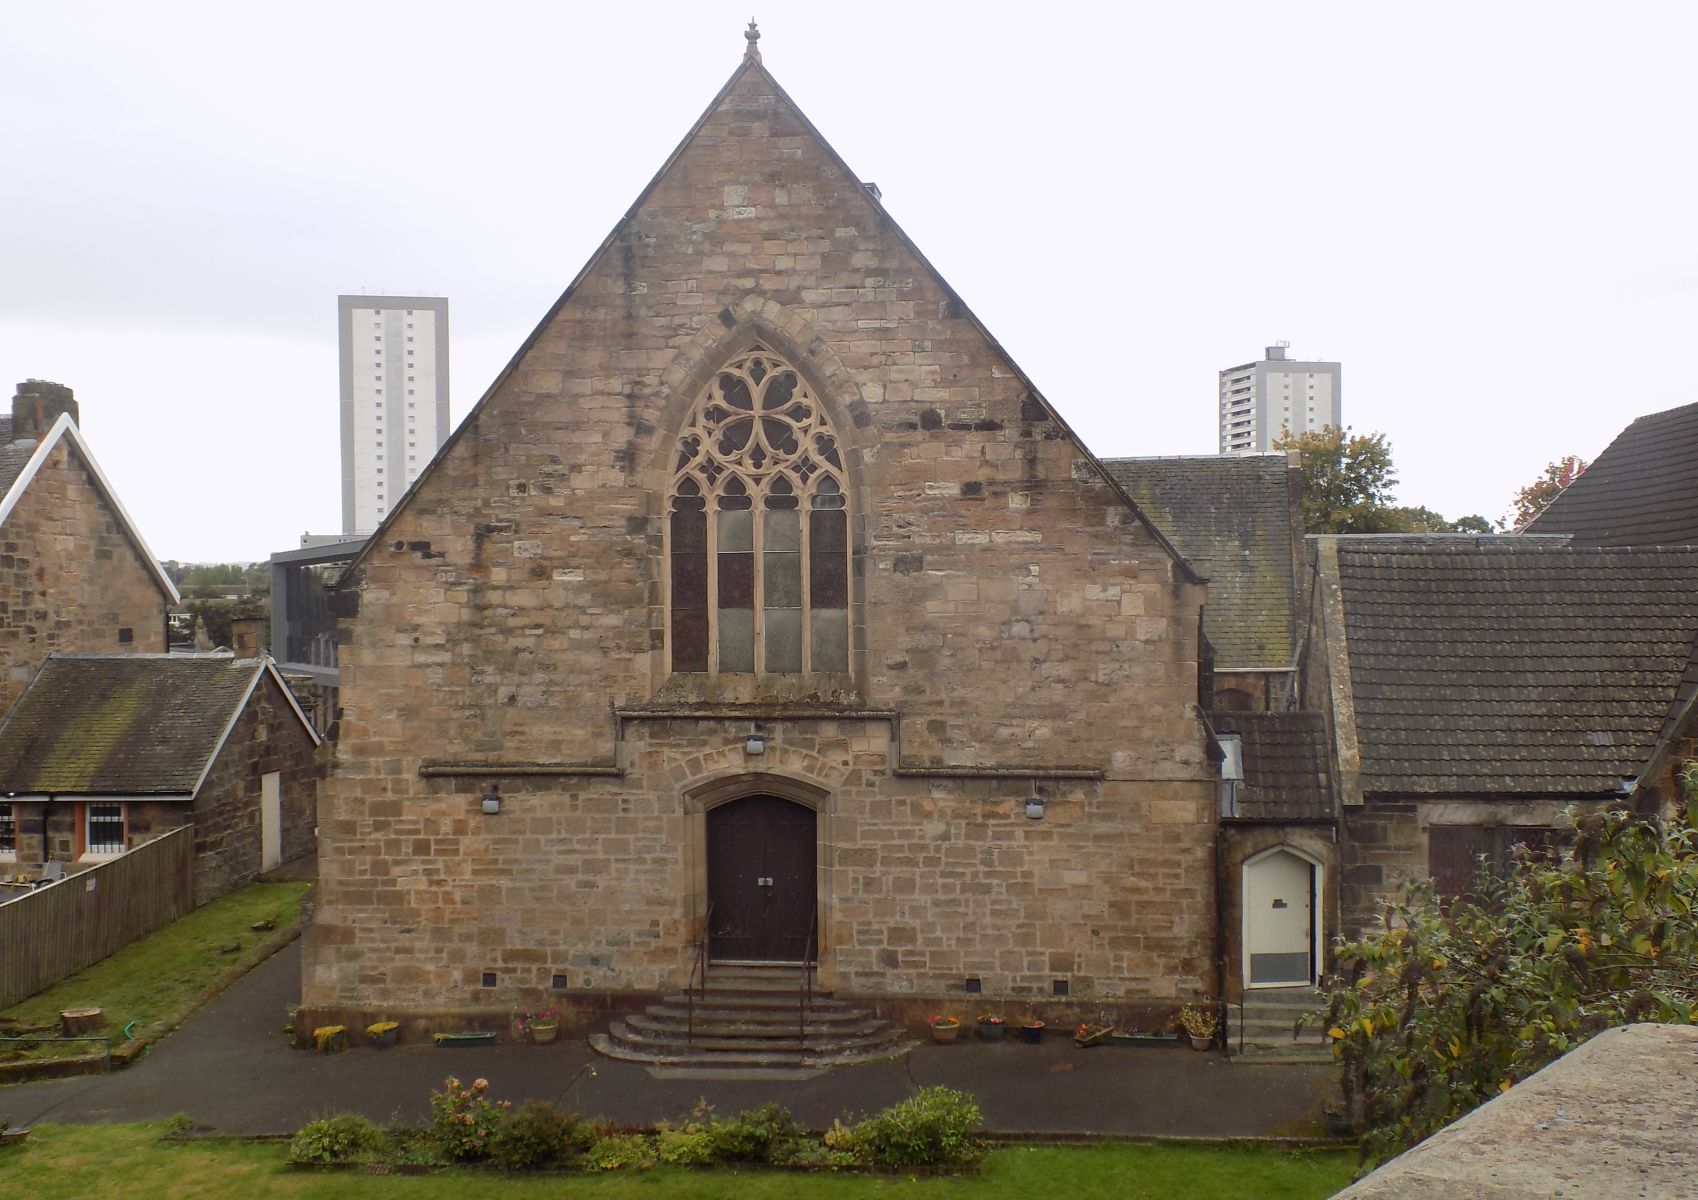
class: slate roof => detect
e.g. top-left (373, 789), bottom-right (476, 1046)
top-left (1211, 711), bottom-right (1333, 820)
top-left (0, 655), bottom-right (277, 795)
top-left (1104, 456), bottom-right (1297, 668)
top-left (1527, 401), bottom-right (1698, 547)
top-left (1332, 537), bottom-right (1698, 796)
top-left (0, 417), bottom-right (39, 499)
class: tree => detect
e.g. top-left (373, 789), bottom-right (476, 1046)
top-left (1317, 778), bottom-right (1698, 1167)
top-left (1274, 427), bottom-right (1491, 534)
top-left (1385, 506), bottom-right (1495, 535)
top-left (1509, 455), bottom-right (1588, 530)
top-left (1274, 427), bottom-right (1400, 533)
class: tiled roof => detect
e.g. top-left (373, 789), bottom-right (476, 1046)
top-left (1212, 711), bottom-right (1333, 820)
top-left (1104, 456), bottom-right (1296, 668)
top-left (1333, 537), bottom-right (1698, 796)
top-left (0, 417), bottom-right (38, 499)
top-left (0, 655), bottom-right (265, 795)
top-left (1528, 401), bottom-right (1698, 546)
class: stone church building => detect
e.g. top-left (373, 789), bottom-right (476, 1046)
top-left (300, 34), bottom-right (1222, 1041)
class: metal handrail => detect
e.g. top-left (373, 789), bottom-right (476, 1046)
top-left (799, 898), bottom-right (818, 1045)
top-left (686, 902), bottom-right (713, 1044)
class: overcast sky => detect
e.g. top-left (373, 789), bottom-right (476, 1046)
top-left (3, 2), bottom-right (1694, 562)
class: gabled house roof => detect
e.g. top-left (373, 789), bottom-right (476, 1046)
top-left (1210, 711), bottom-right (1333, 820)
top-left (0, 412), bottom-right (180, 605)
top-left (1104, 455), bottom-right (1297, 668)
top-left (1527, 400), bottom-right (1698, 547)
top-left (1320, 535), bottom-right (1698, 798)
top-left (339, 43), bottom-right (1200, 589)
top-left (0, 654), bottom-right (319, 797)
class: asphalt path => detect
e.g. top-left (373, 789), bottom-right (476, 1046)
top-left (1, 939), bottom-right (1336, 1139)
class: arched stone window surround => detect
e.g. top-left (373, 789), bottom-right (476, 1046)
top-left (656, 312), bottom-right (865, 680)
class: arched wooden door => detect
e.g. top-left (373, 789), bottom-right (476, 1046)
top-left (707, 794), bottom-right (817, 962)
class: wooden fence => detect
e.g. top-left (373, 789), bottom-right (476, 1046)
top-left (0, 827), bottom-right (196, 1009)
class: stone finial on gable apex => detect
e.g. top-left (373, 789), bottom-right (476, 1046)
top-left (743, 18), bottom-right (761, 64)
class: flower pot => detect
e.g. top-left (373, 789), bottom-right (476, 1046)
top-left (1020, 1022), bottom-right (1045, 1045)
top-left (320, 1031), bottom-right (348, 1054)
top-left (1188, 1033), bottom-right (1214, 1051)
top-left (929, 1021), bottom-right (960, 1044)
top-left (368, 1029), bottom-right (398, 1049)
top-left (529, 1022), bottom-right (560, 1045)
top-left (977, 1019), bottom-right (1005, 1041)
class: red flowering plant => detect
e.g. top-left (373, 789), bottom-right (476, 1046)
top-left (975, 1014), bottom-right (1004, 1025)
top-left (429, 1075), bottom-right (511, 1161)
top-left (513, 1009), bottom-right (560, 1035)
top-left (927, 1013), bottom-right (960, 1027)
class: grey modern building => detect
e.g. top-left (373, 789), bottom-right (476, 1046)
top-left (338, 295), bottom-right (450, 534)
top-left (1218, 342), bottom-right (1341, 454)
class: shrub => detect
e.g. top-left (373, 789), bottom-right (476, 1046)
top-left (428, 1076), bottom-right (511, 1161)
top-left (783, 1141), bottom-right (860, 1170)
top-left (704, 1101), bottom-right (800, 1163)
top-left (490, 1101), bottom-right (579, 1171)
top-left (288, 1114), bottom-right (388, 1165)
top-left (655, 1127), bottom-right (718, 1166)
top-left (1321, 784), bottom-right (1698, 1166)
top-left (852, 1087), bottom-right (984, 1167)
top-left (584, 1132), bottom-right (656, 1171)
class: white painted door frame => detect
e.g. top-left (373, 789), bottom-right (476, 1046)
top-left (1241, 844), bottom-right (1323, 989)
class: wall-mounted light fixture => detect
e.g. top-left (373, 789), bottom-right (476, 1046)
top-left (481, 784), bottom-right (502, 815)
top-left (745, 734), bottom-right (766, 756)
top-left (1024, 782), bottom-right (1045, 821)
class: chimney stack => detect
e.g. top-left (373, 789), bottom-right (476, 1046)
top-left (13, 380), bottom-right (79, 441)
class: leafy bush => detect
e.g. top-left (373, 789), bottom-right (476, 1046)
top-left (428, 1076), bottom-right (511, 1161)
top-left (704, 1101), bottom-right (800, 1163)
top-left (288, 1114), bottom-right (388, 1165)
top-left (1321, 786), bottom-right (1698, 1165)
top-left (490, 1101), bottom-right (580, 1171)
top-left (655, 1127), bottom-right (718, 1166)
top-left (783, 1141), bottom-right (861, 1170)
top-left (584, 1132), bottom-right (657, 1171)
top-left (852, 1086), bottom-right (984, 1167)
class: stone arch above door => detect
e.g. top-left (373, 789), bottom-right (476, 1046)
top-left (676, 760), bottom-right (841, 980)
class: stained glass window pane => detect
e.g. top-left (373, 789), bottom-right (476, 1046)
top-left (809, 510), bottom-right (848, 607)
top-left (765, 608), bottom-right (802, 672)
top-left (718, 607), bottom-right (754, 673)
top-left (811, 607), bottom-right (849, 672)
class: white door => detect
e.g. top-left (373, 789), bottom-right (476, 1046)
top-left (260, 772), bottom-right (282, 872)
top-left (1244, 849), bottom-right (1315, 987)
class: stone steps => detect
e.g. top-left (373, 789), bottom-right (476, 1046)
top-left (594, 963), bottom-right (914, 1069)
top-left (1230, 988), bottom-right (1333, 1063)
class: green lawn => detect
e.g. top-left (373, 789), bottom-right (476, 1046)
top-left (0, 1125), bottom-right (1353, 1199)
top-left (1, 882), bottom-right (309, 1052)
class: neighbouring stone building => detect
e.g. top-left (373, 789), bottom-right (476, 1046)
top-left (0, 380), bottom-right (178, 711)
top-left (0, 653), bottom-right (321, 903)
top-left (301, 34), bottom-right (1220, 1039)
top-left (1300, 534), bottom-right (1698, 936)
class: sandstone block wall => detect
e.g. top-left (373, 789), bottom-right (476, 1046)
top-left (0, 437), bottom-right (167, 710)
top-left (191, 673), bottom-right (321, 904)
top-left (304, 62), bottom-right (1216, 1024)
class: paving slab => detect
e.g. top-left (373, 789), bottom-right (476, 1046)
top-left (0, 939), bottom-right (1336, 1139)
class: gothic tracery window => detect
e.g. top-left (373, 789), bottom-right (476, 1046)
top-left (669, 346), bottom-right (849, 675)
